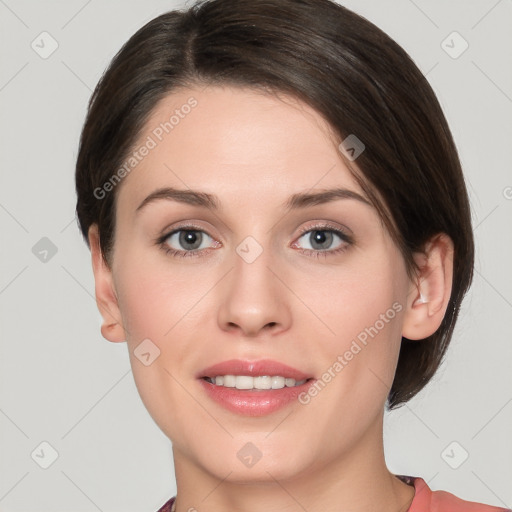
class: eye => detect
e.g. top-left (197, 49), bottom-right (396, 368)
top-left (293, 223), bottom-right (353, 258)
top-left (157, 225), bottom-right (218, 258)
top-left (156, 222), bottom-right (353, 260)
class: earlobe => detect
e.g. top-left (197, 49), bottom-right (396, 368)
top-left (88, 224), bottom-right (126, 343)
top-left (402, 233), bottom-right (454, 340)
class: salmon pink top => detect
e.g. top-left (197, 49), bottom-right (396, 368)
top-left (156, 475), bottom-right (511, 512)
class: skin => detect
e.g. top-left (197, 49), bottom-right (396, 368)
top-left (89, 85), bottom-right (454, 512)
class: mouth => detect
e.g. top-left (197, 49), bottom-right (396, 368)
top-left (197, 359), bottom-right (316, 416)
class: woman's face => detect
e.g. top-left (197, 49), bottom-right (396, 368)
top-left (103, 85), bottom-right (415, 481)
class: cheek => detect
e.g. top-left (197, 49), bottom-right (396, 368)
top-left (296, 250), bottom-right (407, 410)
top-left (111, 255), bottom-right (201, 423)
top-left (304, 251), bottom-right (406, 353)
top-left (115, 252), bottom-right (201, 344)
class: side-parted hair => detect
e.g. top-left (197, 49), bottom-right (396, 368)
top-left (75, 0), bottom-right (474, 409)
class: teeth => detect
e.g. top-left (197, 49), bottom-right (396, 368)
top-left (271, 376), bottom-right (285, 389)
top-left (206, 375), bottom-right (307, 390)
top-left (222, 375), bottom-right (235, 387)
top-left (236, 376), bottom-right (254, 390)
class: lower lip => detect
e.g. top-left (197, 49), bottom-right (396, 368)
top-left (198, 378), bottom-right (315, 416)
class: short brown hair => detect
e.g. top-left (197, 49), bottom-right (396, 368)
top-left (75, 0), bottom-right (474, 409)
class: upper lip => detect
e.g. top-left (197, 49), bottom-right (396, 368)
top-left (198, 359), bottom-right (313, 380)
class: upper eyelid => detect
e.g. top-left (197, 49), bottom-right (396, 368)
top-left (297, 221), bottom-right (352, 236)
top-left (161, 222), bottom-right (349, 235)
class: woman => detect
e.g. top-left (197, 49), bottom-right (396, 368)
top-left (74, 0), bottom-right (509, 510)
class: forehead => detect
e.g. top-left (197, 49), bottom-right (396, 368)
top-left (116, 85), bottom-right (364, 214)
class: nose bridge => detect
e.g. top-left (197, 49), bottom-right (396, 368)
top-left (217, 233), bottom-right (291, 336)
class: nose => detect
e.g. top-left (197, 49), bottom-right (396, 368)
top-left (217, 242), bottom-right (292, 338)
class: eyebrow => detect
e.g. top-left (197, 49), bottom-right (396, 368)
top-left (135, 186), bottom-right (372, 213)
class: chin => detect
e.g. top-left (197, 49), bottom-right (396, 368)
top-left (192, 435), bottom-right (317, 484)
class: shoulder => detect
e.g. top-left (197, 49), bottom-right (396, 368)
top-left (397, 475), bottom-right (511, 512)
top-left (156, 496), bottom-right (175, 512)
top-left (431, 489), bottom-right (510, 512)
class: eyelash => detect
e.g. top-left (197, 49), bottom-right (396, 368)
top-left (156, 222), bottom-right (354, 260)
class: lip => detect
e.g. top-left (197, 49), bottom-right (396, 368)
top-left (197, 359), bottom-right (315, 417)
top-left (198, 359), bottom-right (312, 380)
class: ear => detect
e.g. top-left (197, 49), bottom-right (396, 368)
top-left (88, 224), bottom-right (126, 343)
top-left (402, 233), bottom-right (454, 340)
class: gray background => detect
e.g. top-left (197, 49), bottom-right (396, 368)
top-left (0, 0), bottom-right (511, 510)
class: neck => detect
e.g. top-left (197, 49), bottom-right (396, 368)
top-left (170, 415), bottom-right (415, 512)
